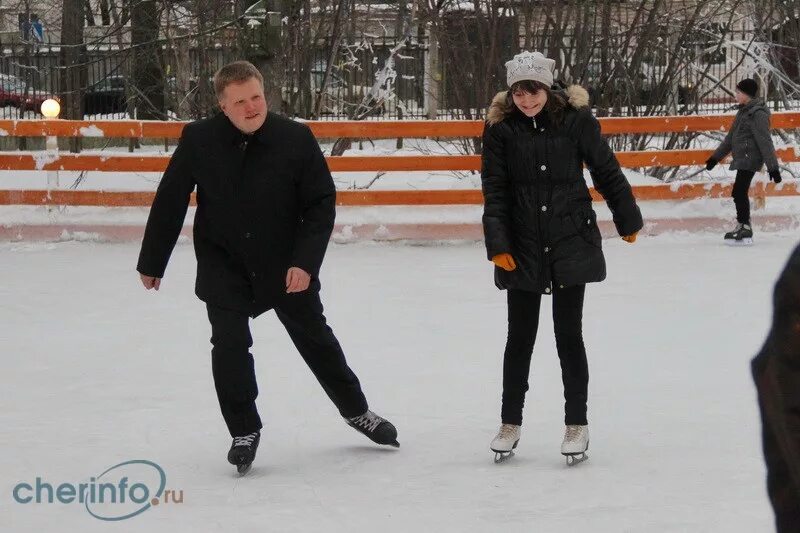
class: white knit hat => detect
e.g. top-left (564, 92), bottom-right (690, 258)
top-left (505, 51), bottom-right (556, 88)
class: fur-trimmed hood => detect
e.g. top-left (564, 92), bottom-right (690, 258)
top-left (486, 84), bottom-right (590, 125)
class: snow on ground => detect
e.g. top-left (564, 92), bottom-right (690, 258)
top-left (3, 195), bottom-right (800, 232)
top-left (1, 232), bottom-right (796, 532)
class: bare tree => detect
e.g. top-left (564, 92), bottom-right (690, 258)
top-left (60, 0), bottom-right (87, 151)
top-left (129, 1), bottom-right (165, 119)
top-left (314, 0), bottom-right (348, 117)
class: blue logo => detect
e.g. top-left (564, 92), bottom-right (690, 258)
top-left (12, 459), bottom-right (183, 521)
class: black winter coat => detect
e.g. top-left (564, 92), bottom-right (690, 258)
top-left (481, 85), bottom-right (643, 294)
top-left (137, 112), bottom-right (336, 312)
top-left (752, 243), bottom-right (800, 531)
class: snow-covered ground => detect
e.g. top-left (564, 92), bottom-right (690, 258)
top-left (1, 232), bottom-right (795, 532)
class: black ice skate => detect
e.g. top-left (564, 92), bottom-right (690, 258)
top-left (345, 410), bottom-right (399, 448)
top-left (227, 431), bottom-right (260, 475)
top-left (724, 223), bottom-right (753, 246)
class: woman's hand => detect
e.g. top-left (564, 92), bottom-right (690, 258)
top-left (622, 232), bottom-right (638, 244)
top-left (492, 253), bottom-right (517, 271)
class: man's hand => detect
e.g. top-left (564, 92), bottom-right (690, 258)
top-left (140, 273), bottom-right (161, 291)
top-left (286, 267), bottom-right (311, 293)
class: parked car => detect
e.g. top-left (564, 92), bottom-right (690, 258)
top-left (83, 75), bottom-right (127, 115)
top-left (0, 74), bottom-right (51, 112)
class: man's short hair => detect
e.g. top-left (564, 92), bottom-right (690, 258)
top-left (213, 61), bottom-right (264, 99)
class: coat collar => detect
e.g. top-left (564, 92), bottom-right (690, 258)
top-left (217, 112), bottom-right (273, 147)
top-left (738, 97), bottom-right (766, 116)
top-left (486, 84), bottom-right (590, 126)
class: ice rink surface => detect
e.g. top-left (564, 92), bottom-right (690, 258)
top-left (2, 231), bottom-right (796, 532)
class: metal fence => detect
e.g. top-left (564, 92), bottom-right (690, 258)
top-left (0, 28), bottom-right (794, 121)
top-left (306, 36), bottom-right (429, 120)
top-left (0, 36), bottom-right (428, 121)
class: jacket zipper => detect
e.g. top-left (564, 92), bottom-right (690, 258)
top-left (531, 116), bottom-right (551, 294)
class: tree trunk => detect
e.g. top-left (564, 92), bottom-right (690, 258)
top-left (425, 23), bottom-right (440, 120)
top-left (99, 0), bottom-right (111, 26)
top-left (60, 0), bottom-right (87, 152)
top-left (314, 0), bottom-right (347, 117)
top-left (84, 1), bottom-right (95, 26)
top-left (131, 0), bottom-right (165, 119)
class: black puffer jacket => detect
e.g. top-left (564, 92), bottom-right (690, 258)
top-left (481, 85), bottom-right (643, 294)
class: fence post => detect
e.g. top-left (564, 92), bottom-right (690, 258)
top-left (753, 180), bottom-right (767, 211)
top-left (40, 101), bottom-right (62, 212)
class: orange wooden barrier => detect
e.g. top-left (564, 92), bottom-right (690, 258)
top-left (2, 113), bottom-right (799, 138)
top-left (0, 116), bottom-right (798, 207)
top-left (2, 182), bottom-right (798, 207)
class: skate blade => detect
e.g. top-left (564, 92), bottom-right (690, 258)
top-left (236, 462), bottom-right (253, 476)
top-left (725, 238), bottom-right (753, 246)
top-left (493, 451), bottom-right (515, 464)
top-left (386, 440), bottom-right (400, 448)
top-left (491, 439), bottom-right (519, 463)
top-left (563, 453), bottom-right (588, 466)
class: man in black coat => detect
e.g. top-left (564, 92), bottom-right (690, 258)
top-left (136, 61), bottom-right (398, 473)
top-left (752, 243), bottom-right (800, 531)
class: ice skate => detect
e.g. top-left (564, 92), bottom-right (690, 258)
top-left (227, 431), bottom-right (260, 475)
top-left (724, 223), bottom-right (753, 246)
top-left (561, 425), bottom-right (589, 466)
top-left (490, 424), bottom-right (520, 463)
top-left (345, 410), bottom-right (400, 447)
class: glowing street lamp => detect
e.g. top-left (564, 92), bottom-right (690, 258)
top-left (40, 98), bottom-right (60, 119)
top-left (40, 99), bottom-right (61, 208)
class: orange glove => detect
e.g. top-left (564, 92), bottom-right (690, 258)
top-left (622, 232), bottom-right (638, 243)
top-left (492, 253), bottom-right (517, 271)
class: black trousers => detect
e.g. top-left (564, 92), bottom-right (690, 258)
top-left (732, 169), bottom-right (756, 224)
top-left (501, 285), bottom-right (589, 426)
top-left (206, 289), bottom-right (368, 437)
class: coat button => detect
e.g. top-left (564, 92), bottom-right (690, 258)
top-left (244, 232), bottom-right (251, 239)
top-left (540, 165), bottom-right (547, 171)
top-left (544, 246), bottom-right (550, 252)
top-left (544, 287), bottom-right (551, 294)
top-left (541, 205), bottom-right (548, 212)
top-left (250, 272), bottom-right (257, 279)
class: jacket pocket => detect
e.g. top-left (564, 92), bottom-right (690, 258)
top-left (569, 208), bottom-right (602, 248)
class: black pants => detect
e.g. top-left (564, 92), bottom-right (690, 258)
top-left (206, 290), bottom-right (368, 437)
top-left (732, 170), bottom-right (756, 224)
top-left (501, 285), bottom-right (589, 426)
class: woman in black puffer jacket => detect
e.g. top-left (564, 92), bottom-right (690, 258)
top-left (483, 51), bottom-right (643, 463)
